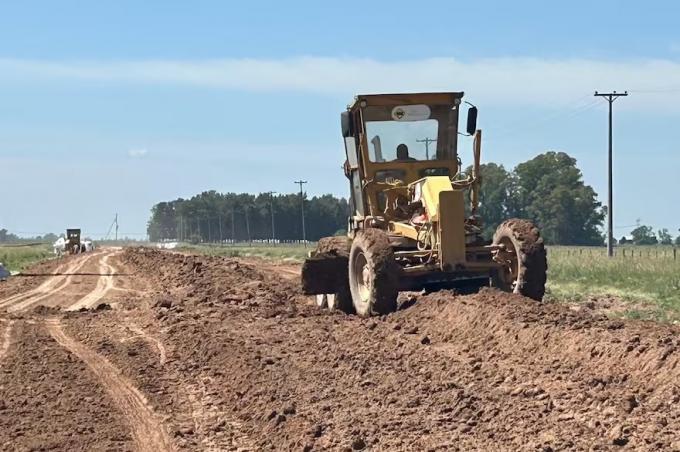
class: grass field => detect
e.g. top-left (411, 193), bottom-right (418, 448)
top-left (546, 246), bottom-right (680, 322)
top-left (0, 244), bottom-right (54, 273)
top-left (185, 242), bottom-right (680, 322)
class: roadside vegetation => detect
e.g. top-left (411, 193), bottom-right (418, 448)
top-left (0, 243), bottom-right (53, 272)
top-left (546, 246), bottom-right (680, 322)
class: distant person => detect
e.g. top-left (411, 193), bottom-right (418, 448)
top-left (395, 143), bottom-right (416, 161)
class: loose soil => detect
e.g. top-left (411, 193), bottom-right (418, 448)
top-left (0, 246), bottom-right (678, 451)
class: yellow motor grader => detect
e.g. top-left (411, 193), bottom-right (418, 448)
top-left (66, 228), bottom-right (82, 255)
top-left (301, 92), bottom-right (547, 316)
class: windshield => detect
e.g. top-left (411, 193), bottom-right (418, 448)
top-left (363, 103), bottom-right (458, 163)
top-left (366, 120), bottom-right (438, 161)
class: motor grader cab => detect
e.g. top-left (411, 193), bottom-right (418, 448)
top-left (302, 92), bottom-right (547, 316)
top-left (66, 229), bottom-right (82, 255)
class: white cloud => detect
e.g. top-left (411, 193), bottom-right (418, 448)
top-left (1, 56), bottom-right (680, 110)
top-left (128, 148), bottom-right (148, 158)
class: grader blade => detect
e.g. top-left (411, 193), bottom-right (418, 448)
top-left (301, 253), bottom-right (348, 295)
top-left (301, 237), bottom-right (350, 295)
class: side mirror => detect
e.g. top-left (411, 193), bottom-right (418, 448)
top-left (466, 106), bottom-right (478, 135)
top-left (341, 111), bottom-right (353, 138)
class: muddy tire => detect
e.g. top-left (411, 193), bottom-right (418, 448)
top-left (327, 283), bottom-right (355, 314)
top-left (492, 219), bottom-right (547, 301)
top-left (348, 229), bottom-right (399, 316)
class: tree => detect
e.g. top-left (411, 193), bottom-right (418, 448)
top-left (658, 228), bottom-right (673, 245)
top-left (630, 225), bottom-right (658, 245)
top-left (466, 163), bottom-right (514, 239)
top-left (512, 152), bottom-right (604, 245)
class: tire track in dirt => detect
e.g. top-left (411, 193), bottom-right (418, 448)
top-left (122, 322), bottom-right (167, 366)
top-left (0, 258), bottom-right (74, 307)
top-left (67, 252), bottom-right (118, 311)
top-left (1, 251), bottom-right (103, 312)
top-left (0, 320), bottom-right (136, 450)
top-left (46, 318), bottom-right (175, 452)
top-left (0, 320), bottom-right (14, 363)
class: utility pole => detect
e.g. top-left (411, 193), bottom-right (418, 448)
top-left (594, 90), bottom-right (628, 257)
top-left (294, 180), bottom-right (308, 247)
top-left (266, 191), bottom-right (277, 243)
top-left (416, 137), bottom-right (437, 160)
top-left (231, 209), bottom-right (235, 245)
top-left (114, 213), bottom-right (118, 241)
top-left (244, 205), bottom-right (251, 244)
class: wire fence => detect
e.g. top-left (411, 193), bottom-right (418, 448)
top-left (548, 246), bottom-right (679, 260)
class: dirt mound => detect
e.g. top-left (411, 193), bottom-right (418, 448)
top-left (30, 304), bottom-right (63, 315)
top-left (114, 247), bottom-right (680, 450)
top-left (122, 247), bottom-right (301, 317)
top-left (5, 247), bottom-right (674, 450)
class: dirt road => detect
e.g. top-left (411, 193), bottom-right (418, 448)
top-left (0, 247), bottom-right (678, 451)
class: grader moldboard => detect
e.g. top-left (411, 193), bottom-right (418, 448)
top-left (301, 92), bottom-right (547, 316)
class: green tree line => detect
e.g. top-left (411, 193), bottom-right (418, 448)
top-left (147, 191), bottom-right (348, 242)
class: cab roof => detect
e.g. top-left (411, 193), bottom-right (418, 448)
top-left (349, 92), bottom-right (464, 110)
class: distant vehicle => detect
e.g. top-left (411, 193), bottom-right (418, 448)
top-left (53, 229), bottom-right (95, 256)
top-left (66, 229), bottom-right (82, 255)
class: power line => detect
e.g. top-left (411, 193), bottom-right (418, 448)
top-left (594, 90), bottom-right (628, 258)
top-left (489, 94), bottom-right (604, 142)
top-left (629, 87), bottom-right (680, 93)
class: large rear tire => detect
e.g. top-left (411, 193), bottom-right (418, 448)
top-left (492, 219), bottom-right (547, 301)
top-left (348, 229), bottom-right (399, 316)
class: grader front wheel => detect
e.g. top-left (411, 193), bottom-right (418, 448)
top-left (348, 229), bottom-right (399, 316)
top-left (492, 219), bottom-right (547, 301)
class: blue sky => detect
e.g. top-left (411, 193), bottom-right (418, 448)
top-left (1, 0), bottom-right (680, 239)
